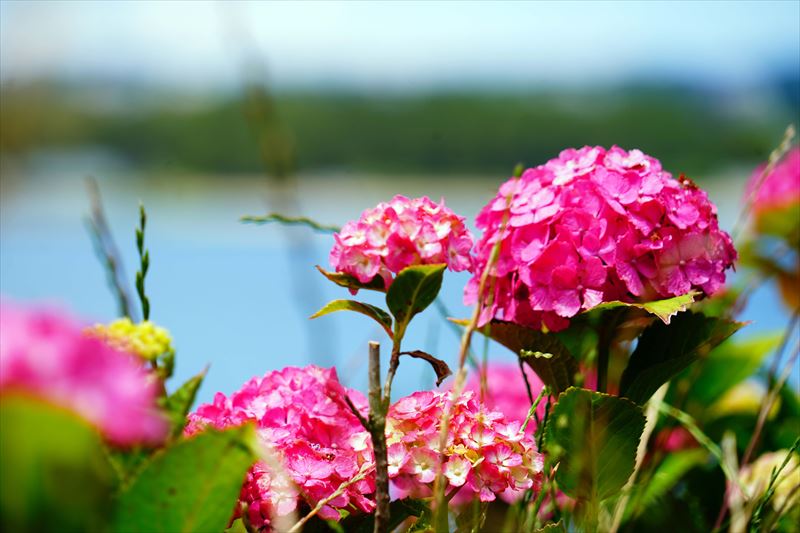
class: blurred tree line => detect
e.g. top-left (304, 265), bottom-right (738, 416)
top-left (0, 80), bottom-right (796, 178)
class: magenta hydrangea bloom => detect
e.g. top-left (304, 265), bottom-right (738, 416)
top-left (745, 146), bottom-right (800, 234)
top-left (330, 195), bottom-right (474, 288)
top-left (466, 146), bottom-right (737, 331)
top-left (186, 366), bottom-right (375, 530)
top-left (386, 390), bottom-right (544, 503)
top-left (0, 301), bottom-right (167, 445)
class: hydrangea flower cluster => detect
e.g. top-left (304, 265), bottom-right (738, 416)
top-left (185, 366), bottom-right (375, 530)
top-left (0, 302), bottom-right (167, 445)
top-left (466, 146), bottom-right (737, 331)
top-left (330, 195), bottom-right (474, 288)
top-left (386, 390), bottom-right (544, 503)
top-left (86, 317), bottom-right (174, 361)
top-left (745, 146), bottom-right (800, 236)
top-left (463, 363), bottom-right (545, 438)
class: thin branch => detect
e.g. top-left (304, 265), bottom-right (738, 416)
top-left (287, 461), bottom-right (372, 533)
top-left (85, 178), bottom-right (136, 320)
top-left (366, 341), bottom-right (390, 533)
top-left (520, 386), bottom-right (549, 434)
top-left (344, 394), bottom-right (369, 431)
top-left (241, 213), bottom-right (340, 234)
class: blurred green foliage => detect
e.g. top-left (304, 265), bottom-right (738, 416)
top-left (0, 82), bottom-right (792, 177)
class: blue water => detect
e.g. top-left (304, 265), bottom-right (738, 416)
top-left (1, 168), bottom-right (795, 403)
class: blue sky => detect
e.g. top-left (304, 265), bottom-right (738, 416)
top-left (1, 0), bottom-right (798, 90)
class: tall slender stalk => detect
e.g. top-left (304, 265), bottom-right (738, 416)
top-left (366, 342), bottom-right (390, 533)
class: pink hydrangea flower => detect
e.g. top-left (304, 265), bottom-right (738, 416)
top-left (466, 146), bottom-right (737, 331)
top-left (386, 390), bottom-right (544, 503)
top-left (0, 301), bottom-right (167, 445)
top-left (745, 146), bottom-right (800, 233)
top-left (463, 363), bottom-right (545, 437)
top-left (330, 195), bottom-right (474, 288)
top-left (186, 366), bottom-right (375, 530)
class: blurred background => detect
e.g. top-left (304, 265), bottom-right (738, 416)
top-left (1, 0), bottom-right (799, 402)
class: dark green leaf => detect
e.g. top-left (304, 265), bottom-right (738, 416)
top-left (386, 264), bottom-right (446, 337)
top-left (588, 291), bottom-right (698, 324)
top-left (349, 498), bottom-right (428, 533)
top-left (311, 299), bottom-right (393, 338)
top-left (461, 319), bottom-right (579, 395)
top-left (316, 265), bottom-right (387, 293)
top-left (625, 449), bottom-right (707, 521)
top-left (241, 213), bottom-right (340, 233)
top-left (1, 396), bottom-right (113, 533)
top-left (454, 499), bottom-right (488, 533)
top-left (545, 387), bottom-right (645, 501)
top-left (161, 368), bottom-right (207, 439)
top-left (620, 312), bottom-right (744, 404)
top-left (113, 425), bottom-right (258, 533)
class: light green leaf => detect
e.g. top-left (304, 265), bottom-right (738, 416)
top-left (162, 368), bottom-right (207, 439)
top-left (680, 334), bottom-right (780, 409)
top-left (113, 425), bottom-right (258, 533)
top-left (1, 396), bottom-right (113, 533)
top-left (316, 265), bottom-right (387, 293)
top-left (311, 299), bottom-right (393, 338)
top-left (460, 319), bottom-right (579, 395)
top-left (588, 291), bottom-right (699, 324)
top-left (619, 312), bottom-right (744, 404)
top-left (386, 264), bottom-right (446, 337)
top-left (545, 387), bottom-right (646, 502)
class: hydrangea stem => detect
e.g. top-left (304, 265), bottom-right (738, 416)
top-left (367, 341), bottom-right (390, 533)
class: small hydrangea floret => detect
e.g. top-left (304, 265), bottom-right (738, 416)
top-left (330, 195), bottom-right (474, 289)
top-left (466, 146), bottom-right (737, 331)
top-left (386, 390), bottom-right (544, 503)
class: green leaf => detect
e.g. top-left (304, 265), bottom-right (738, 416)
top-left (588, 291), bottom-right (698, 324)
top-left (462, 319), bottom-right (579, 395)
top-left (545, 387), bottom-right (646, 502)
top-left (679, 334), bottom-right (780, 410)
top-left (161, 368), bottom-right (207, 439)
top-left (386, 264), bottom-right (446, 337)
top-left (1, 396), bottom-right (113, 533)
top-left (619, 312), bottom-right (744, 404)
top-left (400, 350), bottom-right (452, 386)
top-left (224, 518), bottom-right (249, 533)
top-left (316, 265), bottom-right (387, 293)
top-left (311, 299), bottom-right (393, 338)
top-left (113, 425), bottom-right (258, 533)
top-left (241, 213), bottom-right (340, 234)
top-left (625, 449), bottom-right (707, 521)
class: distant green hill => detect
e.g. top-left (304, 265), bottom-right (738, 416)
top-left (0, 82), bottom-right (794, 178)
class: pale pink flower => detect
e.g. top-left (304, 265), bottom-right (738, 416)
top-left (0, 301), bottom-right (167, 445)
top-left (385, 390), bottom-right (543, 503)
top-left (745, 146), bottom-right (800, 235)
top-left (467, 146), bottom-right (737, 331)
top-left (330, 195), bottom-right (474, 289)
